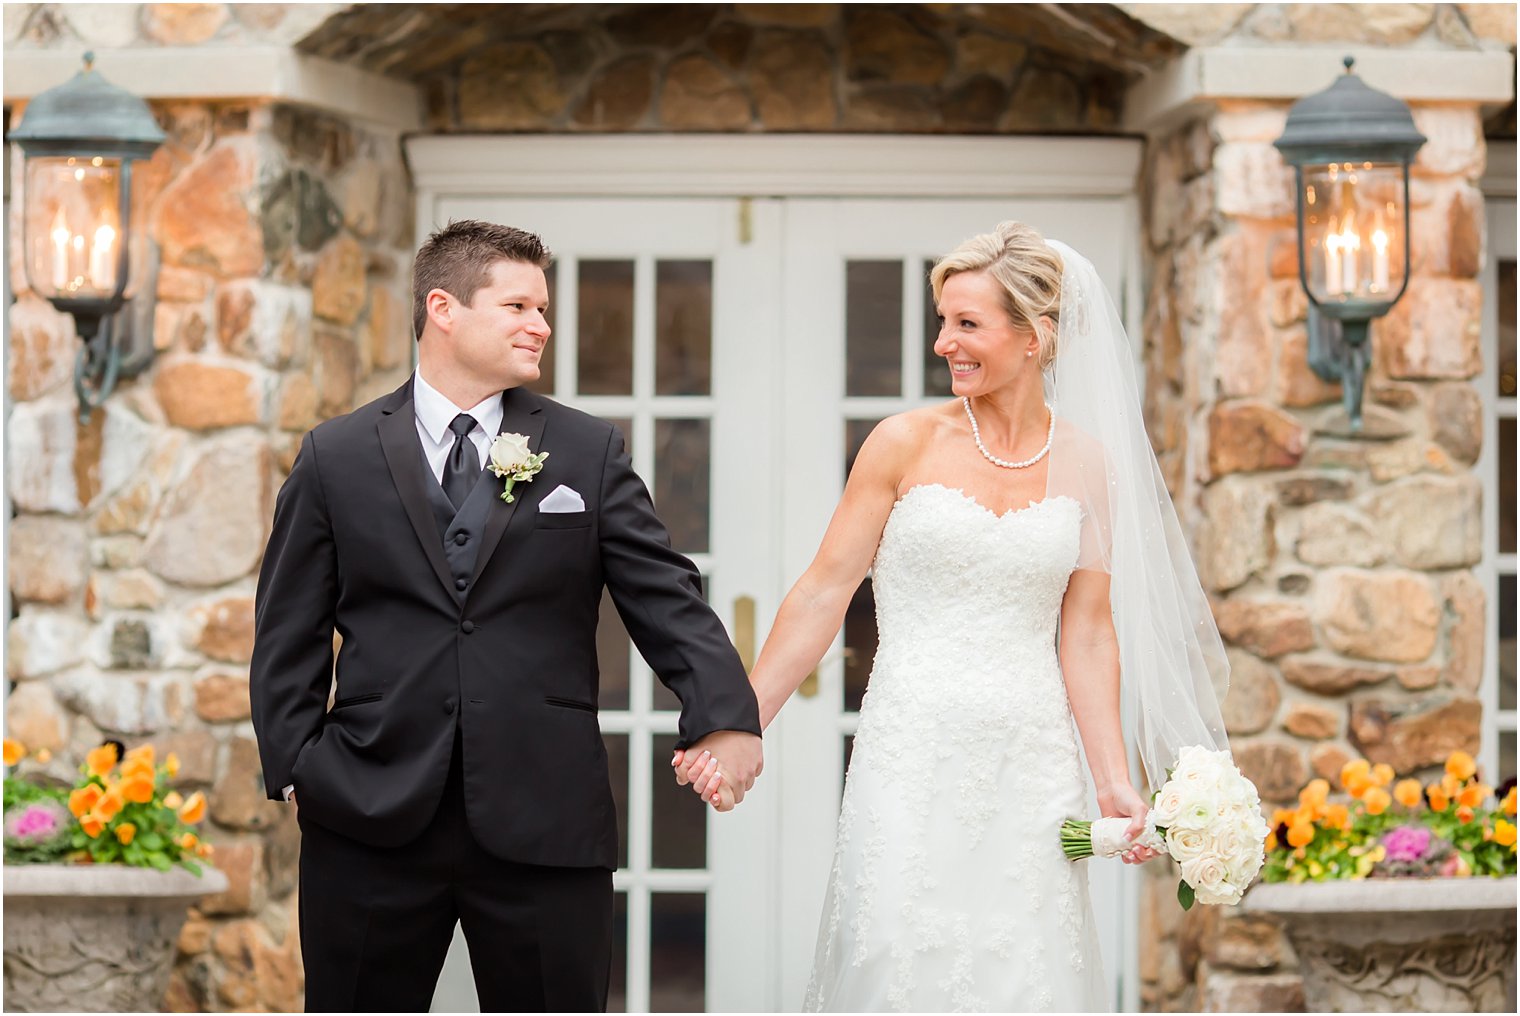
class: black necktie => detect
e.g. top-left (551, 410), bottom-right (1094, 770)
top-left (441, 413), bottom-right (478, 511)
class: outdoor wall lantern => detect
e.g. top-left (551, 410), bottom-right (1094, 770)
top-left (13, 52), bottom-right (164, 421)
top-left (1273, 56), bottom-right (1427, 431)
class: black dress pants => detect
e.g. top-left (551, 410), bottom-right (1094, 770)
top-left (297, 731), bottom-right (614, 1013)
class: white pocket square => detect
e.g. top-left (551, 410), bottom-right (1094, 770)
top-left (538, 484), bottom-right (586, 513)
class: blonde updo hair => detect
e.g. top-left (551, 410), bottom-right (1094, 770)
top-left (929, 221), bottom-right (1064, 371)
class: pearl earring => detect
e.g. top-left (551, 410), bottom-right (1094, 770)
top-left (1026, 351), bottom-right (1033, 358)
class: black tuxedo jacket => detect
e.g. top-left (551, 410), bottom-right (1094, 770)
top-left (250, 378), bottom-right (759, 869)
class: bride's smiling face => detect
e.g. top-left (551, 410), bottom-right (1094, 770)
top-left (933, 270), bottom-right (1040, 397)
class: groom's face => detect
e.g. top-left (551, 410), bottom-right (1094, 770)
top-left (447, 259), bottom-right (552, 389)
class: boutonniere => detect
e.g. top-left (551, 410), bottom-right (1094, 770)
top-left (487, 432), bottom-right (548, 503)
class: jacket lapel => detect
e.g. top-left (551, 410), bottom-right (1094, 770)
top-left (469, 385), bottom-right (546, 587)
top-left (377, 377), bottom-right (457, 599)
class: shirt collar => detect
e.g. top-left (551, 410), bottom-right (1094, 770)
top-left (413, 371), bottom-right (505, 446)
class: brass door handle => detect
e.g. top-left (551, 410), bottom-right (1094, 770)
top-left (799, 669), bottom-right (819, 698)
top-left (734, 595), bottom-right (756, 673)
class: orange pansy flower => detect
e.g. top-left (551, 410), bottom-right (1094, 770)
top-left (1457, 804), bottom-right (1476, 824)
top-left (163, 791), bottom-right (184, 810)
top-left (1445, 750), bottom-right (1477, 782)
top-left (178, 791), bottom-right (207, 825)
top-left (1458, 783), bottom-right (1490, 810)
top-left (92, 789), bottom-right (124, 822)
top-left (1287, 821), bottom-right (1314, 848)
top-left (1299, 779), bottom-right (1330, 810)
top-left (3, 738), bottom-right (26, 766)
top-left (1495, 819), bottom-right (1517, 847)
top-left (1340, 758), bottom-right (1371, 789)
top-left (178, 832), bottom-right (199, 851)
top-left (69, 784), bottom-right (103, 818)
top-left (115, 822), bottom-right (137, 845)
top-left (1325, 803), bottom-right (1351, 830)
top-left (1503, 787), bottom-right (1517, 817)
top-left (123, 744), bottom-right (155, 766)
top-left (121, 774), bottom-right (156, 805)
top-left (79, 813), bottom-right (105, 838)
top-left (165, 752), bottom-right (181, 778)
top-left (1440, 772), bottom-right (1463, 798)
top-left (1427, 784), bottom-right (1450, 812)
top-left (1363, 787), bottom-right (1392, 816)
top-left (120, 756), bottom-right (154, 783)
top-left (86, 743), bottom-right (120, 778)
top-left (196, 841), bottom-right (214, 858)
top-left (1393, 779), bottom-right (1422, 808)
top-left (1370, 763), bottom-right (1394, 787)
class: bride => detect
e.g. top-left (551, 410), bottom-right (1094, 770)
top-left (676, 222), bottom-right (1229, 1012)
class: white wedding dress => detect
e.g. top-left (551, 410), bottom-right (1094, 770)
top-left (804, 483), bottom-right (1108, 1013)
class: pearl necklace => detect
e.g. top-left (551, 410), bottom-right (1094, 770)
top-left (962, 397), bottom-right (1054, 469)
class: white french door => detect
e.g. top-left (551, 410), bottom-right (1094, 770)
top-left (411, 136), bottom-right (1144, 1014)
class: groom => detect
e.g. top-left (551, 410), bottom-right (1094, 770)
top-left (250, 220), bottom-right (762, 1012)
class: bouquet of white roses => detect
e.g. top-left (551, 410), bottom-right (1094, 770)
top-left (1060, 745), bottom-right (1269, 909)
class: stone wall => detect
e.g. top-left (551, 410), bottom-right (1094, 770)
top-left (1137, 94), bottom-right (1492, 1013)
top-left (4, 95), bottom-right (412, 1010)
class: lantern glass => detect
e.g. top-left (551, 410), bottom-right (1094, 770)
top-left (1300, 161), bottom-right (1407, 306)
top-left (23, 155), bottom-right (127, 302)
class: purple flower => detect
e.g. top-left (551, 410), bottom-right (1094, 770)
top-left (5, 800), bottom-right (67, 844)
top-left (1382, 824), bottom-right (1433, 863)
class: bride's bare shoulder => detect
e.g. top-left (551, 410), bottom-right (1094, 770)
top-left (854, 404), bottom-right (959, 476)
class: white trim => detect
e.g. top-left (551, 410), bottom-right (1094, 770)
top-left (1125, 46), bottom-right (1516, 133)
top-left (2, 47), bottom-right (422, 132)
top-left (406, 135), bottom-right (1144, 198)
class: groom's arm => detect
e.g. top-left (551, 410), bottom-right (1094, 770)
top-left (250, 431), bottom-right (339, 801)
top-left (597, 427), bottom-right (761, 749)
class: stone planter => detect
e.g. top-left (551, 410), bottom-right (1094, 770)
top-left (3, 862), bottom-right (229, 1013)
top-left (1245, 877), bottom-right (1517, 1012)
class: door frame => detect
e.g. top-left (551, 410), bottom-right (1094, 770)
top-left (409, 134), bottom-right (1147, 1013)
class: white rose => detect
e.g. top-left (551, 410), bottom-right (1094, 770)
top-left (1193, 881), bottom-right (1243, 906)
top-left (1150, 785), bottom-right (1188, 827)
top-left (1180, 854), bottom-right (1230, 893)
top-left (1166, 826), bottom-right (1210, 863)
top-left (490, 432), bottom-right (532, 473)
top-left (1170, 796), bottom-right (1217, 832)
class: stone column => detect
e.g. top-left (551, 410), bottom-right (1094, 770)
top-left (5, 93), bottom-right (413, 1011)
top-left (1136, 90), bottom-right (1492, 1014)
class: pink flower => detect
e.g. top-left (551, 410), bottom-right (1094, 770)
top-left (5, 800), bottom-right (66, 844)
top-left (1381, 824), bottom-right (1432, 864)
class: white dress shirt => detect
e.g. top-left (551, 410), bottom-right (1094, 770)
top-left (411, 370), bottom-right (506, 482)
top-left (284, 372), bottom-right (506, 802)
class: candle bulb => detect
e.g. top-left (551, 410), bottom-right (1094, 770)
top-left (49, 208), bottom-right (70, 292)
top-left (89, 224), bottom-right (116, 291)
top-left (1325, 227), bottom-right (1343, 297)
top-left (1342, 231), bottom-right (1360, 296)
top-left (1371, 229), bottom-right (1390, 293)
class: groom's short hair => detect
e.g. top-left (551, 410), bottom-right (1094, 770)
top-left (412, 220), bottom-right (553, 340)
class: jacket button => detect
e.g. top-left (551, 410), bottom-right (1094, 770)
top-left (454, 532), bottom-right (469, 545)
top-left (443, 698), bottom-right (456, 715)
top-left (461, 620), bottom-right (475, 634)
top-left (455, 578), bottom-right (468, 591)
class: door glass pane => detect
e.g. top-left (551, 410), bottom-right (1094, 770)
top-left (654, 418), bottom-right (710, 554)
top-left (579, 260), bottom-right (635, 395)
top-left (844, 581), bottom-right (875, 714)
top-left (1499, 259), bottom-right (1515, 398)
top-left (603, 733), bottom-right (629, 870)
top-left (609, 891), bottom-right (628, 1013)
top-left (656, 260), bottom-right (712, 396)
top-left (1501, 418), bottom-right (1515, 555)
top-left (1500, 731), bottom-right (1516, 785)
top-left (923, 258), bottom-right (954, 397)
top-left (649, 893), bottom-right (705, 1012)
top-left (532, 261), bottom-right (558, 395)
top-left (1501, 575), bottom-right (1516, 712)
top-left (846, 260), bottom-right (902, 397)
top-left (846, 418), bottom-right (878, 476)
top-left (651, 734), bottom-right (707, 869)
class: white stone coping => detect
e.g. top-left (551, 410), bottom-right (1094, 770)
top-left (1245, 876), bottom-right (1518, 914)
top-left (1126, 45), bottom-right (1516, 132)
top-left (407, 135), bottom-right (1146, 198)
top-left (2, 861), bottom-right (229, 900)
top-left (2, 47), bottom-right (421, 132)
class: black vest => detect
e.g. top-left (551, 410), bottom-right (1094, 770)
top-left (421, 448), bottom-right (497, 605)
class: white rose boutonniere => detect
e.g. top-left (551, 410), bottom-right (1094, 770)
top-left (487, 432), bottom-right (548, 503)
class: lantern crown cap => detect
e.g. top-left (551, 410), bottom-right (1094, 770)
top-left (11, 52), bottom-right (164, 159)
top-left (1273, 55), bottom-right (1426, 166)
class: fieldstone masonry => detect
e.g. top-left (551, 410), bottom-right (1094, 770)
top-left (5, 2), bottom-right (1513, 1012)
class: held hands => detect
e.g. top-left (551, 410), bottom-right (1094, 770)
top-left (670, 730), bottom-right (762, 813)
top-left (1097, 783), bottom-right (1159, 865)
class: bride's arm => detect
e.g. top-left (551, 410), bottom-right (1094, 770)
top-left (748, 415), bottom-right (919, 730)
top-left (1060, 569), bottom-right (1154, 860)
